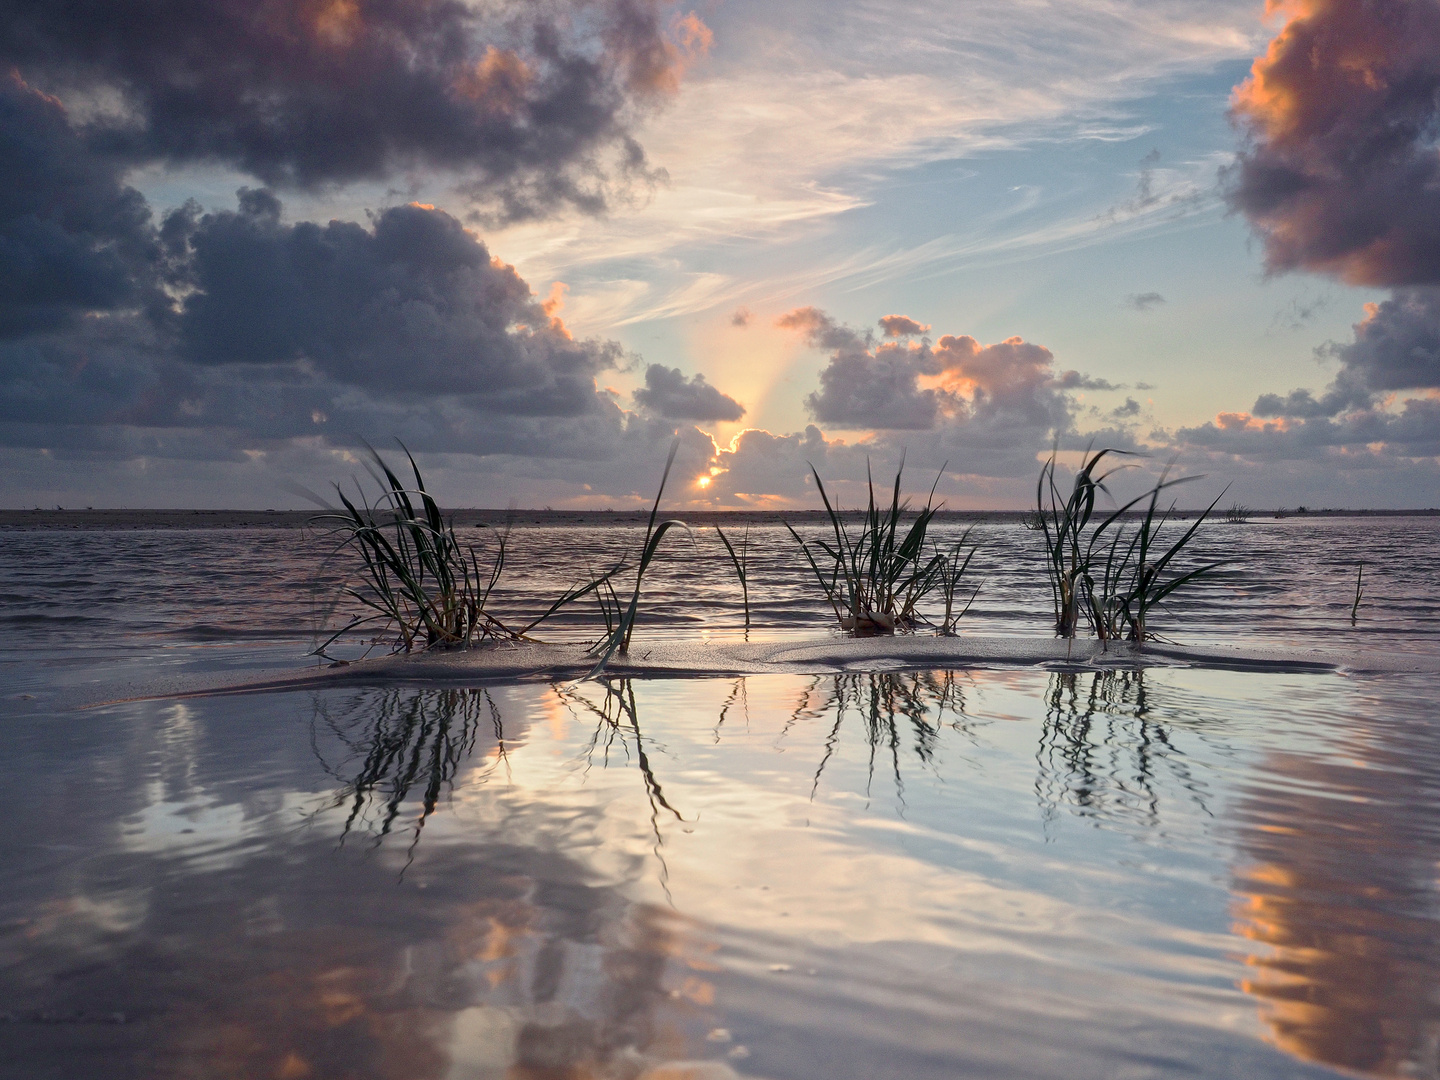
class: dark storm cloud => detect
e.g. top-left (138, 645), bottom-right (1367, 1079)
top-left (0, 187), bottom-right (690, 464)
top-left (1, 0), bottom-right (704, 220)
top-left (632, 364), bottom-right (744, 421)
top-left (1227, 0), bottom-right (1440, 287)
top-left (0, 74), bottom-right (161, 337)
top-left (170, 193), bottom-right (617, 413)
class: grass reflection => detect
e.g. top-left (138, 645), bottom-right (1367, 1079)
top-left (786, 670), bottom-right (973, 802)
top-left (311, 687), bottom-right (508, 848)
top-left (1036, 671), bottom-right (1212, 833)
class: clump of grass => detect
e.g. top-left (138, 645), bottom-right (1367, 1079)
top-left (587, 441), bottom-right (692, 673)
top-left (1020, 509), bottom-right (1047, 531)
top-left (313, 443), bottom-right (610, 657)
top-left (1036, 447), bottom-right (1226, 641)
top-left (786, 458), bottom-right (978, 634)
top-left (715, 524), bottom-right (751, 628)
top-left (1224, 503), bottom-right (1250, 524)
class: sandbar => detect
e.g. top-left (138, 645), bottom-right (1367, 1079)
top-left (110, 633), bottom-right (1440, 705)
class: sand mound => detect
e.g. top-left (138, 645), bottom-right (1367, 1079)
top-left (112, 633), bottom-right (1440, 704)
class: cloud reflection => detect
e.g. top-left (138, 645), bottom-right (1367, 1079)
top-left (1230, 700), bottom-right (1440, 1076)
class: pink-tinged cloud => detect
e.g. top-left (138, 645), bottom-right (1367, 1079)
top-left (1228, 0), bottom-right (1440, 287)
top-left (879, 314), bottom-right (930, 337)
top-left (779, 307), bottom-right (1079, 436)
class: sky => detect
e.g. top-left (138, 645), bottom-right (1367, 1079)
top-left (3, 0), bottom-right (1439, 510)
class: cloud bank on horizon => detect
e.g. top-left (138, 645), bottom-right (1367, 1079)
top-left (2, 0), bottom-right (1440, 509)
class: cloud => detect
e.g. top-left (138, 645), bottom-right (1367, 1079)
top-left (0, 73), bottom-right (162, 338)
top-left (1125, 291), bottom-right (1165, 312)
top-left (1227, 0), bottom-right (1440, 287)
top-left (879, 314), bottom-right (930, 337)
top-left (632, 363), bottom-right (744, 421)
top-left (1224, 1), bottom-right (1440, 468)
top-left (782, 309), bottom-right (936, 429)
top-left (168, 193), bottom-right (624, 415)
top-left (1, 0), bottom-right (706, 221)
top-left (730, 307), bottom-right (752, 328)
top-left (1250, 287), bottom-right (1440, 421)
top-left (1111, 397), bottom-right (1142, 418)
top-left (778, 307), bottom-right (1085, 476)
top-left (1054, 370), bottom-right (1120, 391)
top-left (0, 187), bottom-right (666, 466)
top-left (1325, 287), bottom-right (1440, 396)
top-left (1178, 398), bottom-right (1440, 462)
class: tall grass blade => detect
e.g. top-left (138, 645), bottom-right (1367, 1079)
top-left (716, 525), bottom-right (751, 628)
top-left (586, 440), bottom-right (692, 676)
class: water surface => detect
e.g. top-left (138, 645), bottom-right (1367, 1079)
top-left (3, 667), bottom-right (1438, 1078)
top-left (1, 518), bottom-right (1437, 1078)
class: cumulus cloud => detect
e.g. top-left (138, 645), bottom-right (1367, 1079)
top-left (0, 50), bottom-right (736, 502)
top-left (632, 363), bottom-right (744, 421)
top-left (1251, 288), bottom-right (1440, 419)
top-left (1227, 0), bottom-right (1440, 287)
top-left (1, 0), bottom-right (706, 221)
top-left (1221, 0), bottom-right (1440, 475)
top-left (0, 185), bottom-right (659, 466)
top-left (781, 308), bottom-right (938, 429)
top-left (0, 73), bottom-right (161, 338)
top-left (1125, 292), bottom-right (1165, 312)
top-left (167, 192), bottom-right (619, 413)
top-left (1178, 398), bottom-right (1440, 462)
top-left (730, 307), bottom-right (752, 328)
top-left (879, 314), bottom-right (930, 337)
top-left (781, 306), bottom-right (1075, 440)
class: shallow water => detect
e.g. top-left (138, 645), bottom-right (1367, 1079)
top-left (2, 666), bottom-right (1439, 1078)
top-left (1, 520), bottom-right (1438, 1078)
top-left (2, 517), bottom-right (1438, 679)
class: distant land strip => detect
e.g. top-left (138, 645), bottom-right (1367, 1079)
top-left (2, 507), bottom-right (1438, 529)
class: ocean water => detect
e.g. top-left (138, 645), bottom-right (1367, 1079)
top-left (1, 518), bottom-right (1438, 1078)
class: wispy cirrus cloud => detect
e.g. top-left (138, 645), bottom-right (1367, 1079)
top-left (480, 0), bottom-right (1263, 330)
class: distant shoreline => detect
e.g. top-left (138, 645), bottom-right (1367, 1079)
top-left (3, 507), bottom-right (1439, 529)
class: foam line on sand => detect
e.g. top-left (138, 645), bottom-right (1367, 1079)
top-left (105, 634), bottom-right (1440, 705)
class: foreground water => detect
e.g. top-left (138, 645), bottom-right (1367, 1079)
top-left (4, 669), bottom-right (1439, 1079)
top-left (1, 519), bottom-right (1438, 1078)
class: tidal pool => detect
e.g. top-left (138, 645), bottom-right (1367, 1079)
top-left (3, 666), bottom-right (1437, 1079)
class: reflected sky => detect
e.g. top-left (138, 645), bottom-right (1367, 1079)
top-left (1229, 681), bottom-right (1440, 1077)
top-left (2, 669), bottom-right (1434, 1079)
